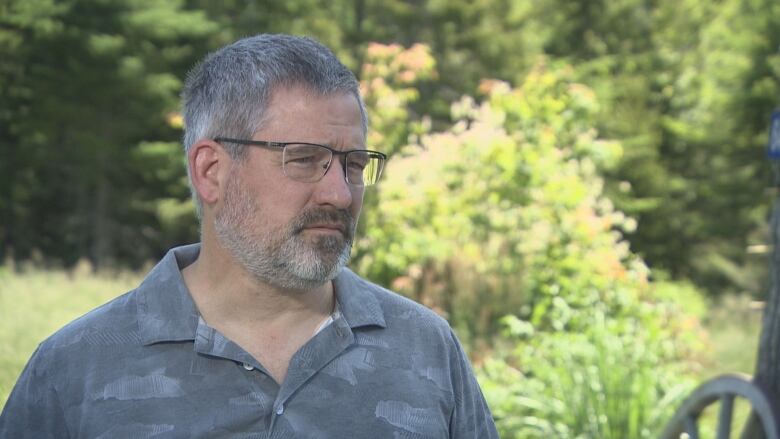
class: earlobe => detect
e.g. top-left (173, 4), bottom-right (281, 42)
top-left (188, 140), bottom-right (223, 206)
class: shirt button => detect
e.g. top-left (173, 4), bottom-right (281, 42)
top-left (242, 362), bottom-right (254, 371)
top-left (276, 405), bottom-right (284, 415)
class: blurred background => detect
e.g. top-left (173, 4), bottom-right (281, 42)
top-left (1, 0), bottom-right (779, 437)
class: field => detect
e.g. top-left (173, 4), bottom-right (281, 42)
top-left (0, 263), bottom-right (142, 405)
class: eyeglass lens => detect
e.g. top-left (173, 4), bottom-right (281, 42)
top-left (282, 144), bottom-right (383, 185)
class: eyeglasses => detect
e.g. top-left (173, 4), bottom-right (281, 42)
top-left (214, 137), bottom-right (387, 186)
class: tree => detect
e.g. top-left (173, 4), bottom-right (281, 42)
top-left (0, 0), bottom-right (215, 267)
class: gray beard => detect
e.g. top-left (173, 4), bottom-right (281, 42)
top-left (214, 173), bottom-right (354, 291)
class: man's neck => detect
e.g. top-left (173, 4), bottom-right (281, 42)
top-left (181, 237), bottom-right (337, 384)
top-left (181, 237), bottom-right (335, 332)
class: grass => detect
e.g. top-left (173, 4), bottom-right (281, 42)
top-left (0, 262), bottom-right (141, 407)
top-left (688, 294), bottom-right (764, 437)
top-left (699, 294), bottom-right (762, 378)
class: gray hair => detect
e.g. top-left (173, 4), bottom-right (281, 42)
top-left (181, 34), bottom-right (368, 219)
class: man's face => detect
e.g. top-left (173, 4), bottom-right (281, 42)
top-left (213, 86), bottom-right (366, 291)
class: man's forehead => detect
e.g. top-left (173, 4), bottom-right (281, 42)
top-left (263, 86), bottom-right (360, 124)
top-left (254, 85), bottom-right (365, 145)
top-left (266, 84), bottom-right (357, 108)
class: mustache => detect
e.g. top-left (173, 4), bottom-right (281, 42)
top-left (292, 208), bottom-right (354, 237)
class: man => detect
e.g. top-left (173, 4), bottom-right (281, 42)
top-left (0, 34), bottom-right (499, 438)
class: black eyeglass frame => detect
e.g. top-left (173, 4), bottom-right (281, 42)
top-left (213, 137), bottom-right (387, 186)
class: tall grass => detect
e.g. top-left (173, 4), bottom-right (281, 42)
top-left (0, 263), bottom-right (141, 406)
top-left (479, 317), bottom-right (697, 438)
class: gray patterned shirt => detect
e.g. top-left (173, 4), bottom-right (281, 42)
top-left (0, 244), bottom-right (499, 438)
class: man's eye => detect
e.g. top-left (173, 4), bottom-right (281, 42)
top-left (286, 155), bottom-right (318, 165)
top-left (348, 154), bottom-right (369, 170)
top-left (347, 160), bottom-right (367, 171)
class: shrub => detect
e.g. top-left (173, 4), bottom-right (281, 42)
top-left (354, 46), bottom-right (704, 436)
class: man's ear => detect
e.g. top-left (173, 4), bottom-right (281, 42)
top-left (188, 140), bottom-right (227, 206)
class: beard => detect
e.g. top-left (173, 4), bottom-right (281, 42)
top-left (214, 171), bottom-right (354, 291)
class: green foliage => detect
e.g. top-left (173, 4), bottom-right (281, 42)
top-left (480, 310), bottom-right (697, 439)
top-left (0, 0), bottom-right (213, 267)
top-left (1, 0), bottom-right (778, 301)
top-left (356, 59), bottom-right (637, 340)
top-left (564, 0), bottom-right (780, 296)
top-left (359, 42), bottom-right (437, 156)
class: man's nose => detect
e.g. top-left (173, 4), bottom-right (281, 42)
top-left (312, 158), bottom-right (354, 208)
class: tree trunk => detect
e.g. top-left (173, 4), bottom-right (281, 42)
top-left (0, 139), bottom-right (14, 262)
top-left (90, 149), bottom-right (111, 269)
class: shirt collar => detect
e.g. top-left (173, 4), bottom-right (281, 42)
top-left (138, 244), bottom-right (202, 345)
top-left (138, 243), bottom-right (386, 345)
top-left (333, 268), bottom-right (387, 329)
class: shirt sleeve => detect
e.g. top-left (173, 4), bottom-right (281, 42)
top-left (0, 345), bottom-right (70, 439)
top-left (447, 330), bottom-right (500, 439)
